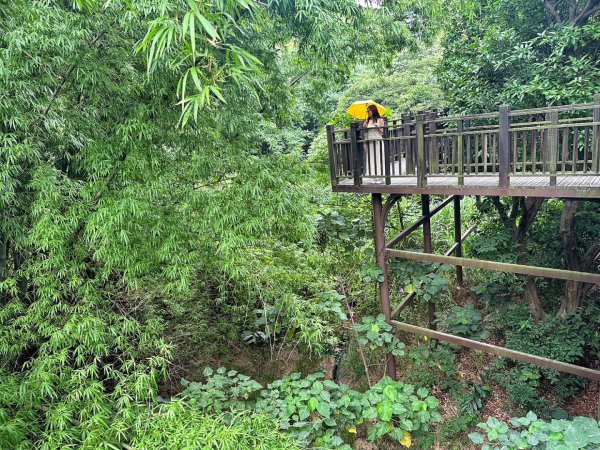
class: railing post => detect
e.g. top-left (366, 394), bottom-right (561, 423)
top-left (402, 114), bottom-right (413, 175)
top-left (592, 94), bottom-right (600, 173)
top-left (326, 124), bottom-right (338, 187)
top-left (428, 111), bottom-right (439, 175)
top-left (350, 122), bottom-right (362, 186)
top-left (457, 119), bottom-right (464, 186)
top-left (464, 119), bottom-right (472, 175)
top-left (416, 114), bottom-right (427, 187)
top-left (499, 105), bottom-right (511, 188)
top-left (383, 118), bottom-right (391, 185)
top-left (549, 110), bottom-right (559, 186)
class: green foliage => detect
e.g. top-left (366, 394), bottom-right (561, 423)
top-left (1, 0), bottom-right (423, 446)
top-left (180, 369), bottom-right (442, 448)
top-left (467, 223), bottom-right (524, 304)
top-left (389, 260), bottom-right (451, 303)
top-left (440, 413), bottom-right (479, 442)
top-left (180, 368), bottom-right (263, 413)
top-left (336, 45), bottom-right (447, 116)
top-left (400, 341), bottom-right (459, 390)
top-left (491, 303), bottom-right (599, 409)
top-left (359, 264), bottom-right (385, 284)
top-left (440, 0), bottom-right (600, 112)
top-left (457, 380), bottom-right (492, 416)
top-left (131, 403), bottom-right (301, 450)
top-left (355, 314), bottom-right (406, 357)
top-left (140, 0), bottom-right (430, 123)
top-left (317, 209), bottom-right (371, 253)
top-left (436, 304), bottom-right (490, 341)
top-left (242, 290), bottom-right (347, 353)
top-left (361, 378), bottom-right (441, 445)
top-left (469, 412), bottom-right (600, 450)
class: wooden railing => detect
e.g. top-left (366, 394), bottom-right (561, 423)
top-left (327, 95), bottom-right (600, 188)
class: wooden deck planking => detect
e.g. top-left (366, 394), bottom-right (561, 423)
top-left (337, 173), bottom-right (600, 198)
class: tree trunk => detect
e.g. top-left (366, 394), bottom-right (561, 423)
top-left (525, 277), bottom-right (546, 322)
top-left (559, 200), bottom-right (600, 315)
top-left (560, 200), bottom-right (582, 315)
top-left (513, 198), bottom-right (546, 322)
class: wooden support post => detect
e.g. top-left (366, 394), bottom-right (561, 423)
top-left (326, 124), bottom-right (338, 187)
top-left (499, 105), bottom-right (511, 188)
top-left (416, 114), bottom-right (426, 187)
top-left (421, 194), bottom-right (435, 329)
top-left (549, 110), bottom-right (559, 186)
top-left (350, 122), bottom-right (361, 186)
top-left (372, 194), bottom-right (396, 380)
top-left (454, 196), bottom-right (463, 285)
top-left (592, 94), bottom-right (600, 173)
top-left (383, 118), bottom-right (391, 185)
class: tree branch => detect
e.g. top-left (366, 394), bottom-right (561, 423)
top-left (289, 71), bottom-right (309, 87)
top-left (582, 242), bottom-right (600, 272)
top-left (490, 196), bottom-right (508, 225)
top-left (574, 0), bottom-right (600, 25)
top-left (568, 0), bottom-right (578, 22)
top-left (544, 0), bottom-right (563, 23)
top-left (514, 198), bottom-right (545, 242)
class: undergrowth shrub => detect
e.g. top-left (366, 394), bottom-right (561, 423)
top-left (469, 412), bottom-right (600, 449)
top-left (436, 303), bottom-right (490, 341)
top-left (389, 260), bottom-right (451, 304)
top-left (440, 414), bottom-right (479, 442)
top-left (180, 369), bottom-right (442, 449)
top-left (399, 341), bottom-right (459, 389)
top-left (466, 225), bottom-right (524, 304)
top-left (131, 402), bottom-right (301, 450)
top-left (491, 302), bottom-right (600, 411)
top-left (355, 314), bottom-right (406, 356)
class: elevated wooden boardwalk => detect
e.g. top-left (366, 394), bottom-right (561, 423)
top-left (327, 97), bottom-right (600, 387)
top-left (327, 97), bottom-right (600, 198)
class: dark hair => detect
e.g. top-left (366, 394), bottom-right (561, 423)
top-left (367, 105), bottom-right (381, 121)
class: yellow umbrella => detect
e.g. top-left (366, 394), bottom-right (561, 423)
top-left (346, 100), bottom-right (386, 120)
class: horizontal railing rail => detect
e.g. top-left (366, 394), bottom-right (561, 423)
top-left (326, 95), bottom-right (600, 189)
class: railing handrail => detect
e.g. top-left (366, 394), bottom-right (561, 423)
top-left (331, 98), bottom-right (600, 133)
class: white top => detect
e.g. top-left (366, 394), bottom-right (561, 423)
top-left (365, 119), bottom-right (383, 139)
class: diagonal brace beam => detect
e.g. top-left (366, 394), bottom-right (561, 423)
top-left (386, 195), bottom-right (456, 248)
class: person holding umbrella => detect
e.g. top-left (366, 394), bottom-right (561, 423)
top-left (364, 104), bottom-right (386, 182)
top-left (347, 101), bottom-right (387, 183)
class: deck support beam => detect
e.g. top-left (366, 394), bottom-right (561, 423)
top-left (391, 320), bottom-right (600, 381)
top-left (372, 193), bottom-right (396, 380)
top-left (387, 249), bottom-right (600, 284)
